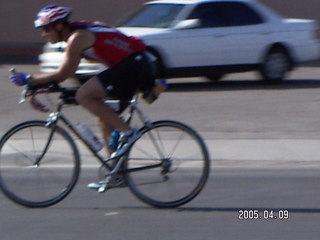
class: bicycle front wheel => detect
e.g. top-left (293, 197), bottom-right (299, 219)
top-left (124, 120), bottom-right (210, 208)
top-left (0, 121), bottom-right (80, 207)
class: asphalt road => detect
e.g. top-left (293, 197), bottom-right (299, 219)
top-left (1, 167), bottom-right (320, 240)
top-left (1, 64), bottom-right (320, 239)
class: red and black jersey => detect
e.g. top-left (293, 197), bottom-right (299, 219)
top-left (70, 20), bottom-right (146, 67)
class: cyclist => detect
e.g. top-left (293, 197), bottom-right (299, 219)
top-left (9, 5), bottom-right (156, 160)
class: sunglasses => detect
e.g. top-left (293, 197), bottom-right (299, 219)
top-left (42, 26), bottom-right (53, 33)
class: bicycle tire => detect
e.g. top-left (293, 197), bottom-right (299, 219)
top-left (0, 120), bottom-right (80, 208)
top-left (124, 120), bottom-right (210, 208)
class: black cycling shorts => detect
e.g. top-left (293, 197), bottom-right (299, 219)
top-left (97, 51), bottom-right (155, 100)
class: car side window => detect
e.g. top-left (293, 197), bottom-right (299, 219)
top-left (188, 2), bottom-right (264, 28)
top-left (119, 4), bottom-right (184, 28)
top-left (188, 4), bottom-right (227, 28)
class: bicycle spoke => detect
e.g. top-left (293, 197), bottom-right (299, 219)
top-left (167, 131), bottom-right (186, 158)
top-left (125, 121), bottom-right (210, 208)
top-left (3, 142), bottom-right (37, 166)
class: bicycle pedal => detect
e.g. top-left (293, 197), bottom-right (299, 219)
top-left (98, 183), bottom-right (108, 193)
top-left (87, 181), bottom-right (108, 193)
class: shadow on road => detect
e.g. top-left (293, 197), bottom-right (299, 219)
top-left (120, 206), bottom-right (320, 214)
top-left (177, 206), bottom-right (320, 214)
top-left (167, 79), bottom-right (320, 92)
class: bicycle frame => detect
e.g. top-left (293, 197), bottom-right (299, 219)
top-left (20, 86), bottom-right (173, 179)
top-left (41, 91), bottom-right (153, 174)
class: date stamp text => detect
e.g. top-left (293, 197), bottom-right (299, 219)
top-left (238, 210), bottom-right (289, 220)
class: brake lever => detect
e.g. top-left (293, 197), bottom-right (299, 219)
top-left (19, 87), bottom-right (28, 104)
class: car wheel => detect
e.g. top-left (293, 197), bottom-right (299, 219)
top-left (206, 74), bottom-right (224, 82)
top-left (260, 49), bottom-right (291, 83)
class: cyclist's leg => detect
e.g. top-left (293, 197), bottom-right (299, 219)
top-left (77, 50), bottom-right (156, 148)
top-left (97, 118), bottom-right (116, 156)
top-left (75, 76), bottom-right (130, 155)
top-left (77, 77), bottom-right (131, 190)
top-left (76, 77), bottom-right (130, 131)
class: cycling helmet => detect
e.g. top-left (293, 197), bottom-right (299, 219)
top-left (34, 5), bottom-right (72, 28)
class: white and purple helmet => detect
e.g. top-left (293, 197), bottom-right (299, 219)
top-left (34, 5), bottom-right (72, 28)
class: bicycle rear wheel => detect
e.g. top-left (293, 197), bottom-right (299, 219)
top-left (0, 120), bottom-right (80, 207)
top-left (124, 120), bottom-right (210, 208)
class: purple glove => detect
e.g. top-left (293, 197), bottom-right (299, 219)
top-left (10, 72), bottom-right (29, 86)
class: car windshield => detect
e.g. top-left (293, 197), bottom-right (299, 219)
top-left (118, 3), bottom-right (185, 28)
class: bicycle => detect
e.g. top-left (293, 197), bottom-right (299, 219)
top-left (0, 83), bottom-right (210, 208)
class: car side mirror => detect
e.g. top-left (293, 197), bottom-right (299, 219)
top-left (173, 19), bottom-right (200, 30)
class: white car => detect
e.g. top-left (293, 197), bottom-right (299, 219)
top-left (117, 0), bottom-right (319, 82)
top-left (39, 0), bottom-right (320, 83)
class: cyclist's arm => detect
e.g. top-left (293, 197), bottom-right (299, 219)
top-left (30, 30), bottom-right (95, 84)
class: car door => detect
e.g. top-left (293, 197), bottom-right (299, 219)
top-left (209, 1), bottom-right (269, 65)
top-left (167, 1), bottom-right (268, 68)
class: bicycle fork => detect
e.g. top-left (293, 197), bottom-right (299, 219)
top-left (30, 112), bottom-right (61, 166)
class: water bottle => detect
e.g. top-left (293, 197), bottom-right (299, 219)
top-left (108, 129), bottom-right (120, 151)
top-left (76, 123), bottom-right (104, 152)
top-left (143, 79), bottom-right (168, 104)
